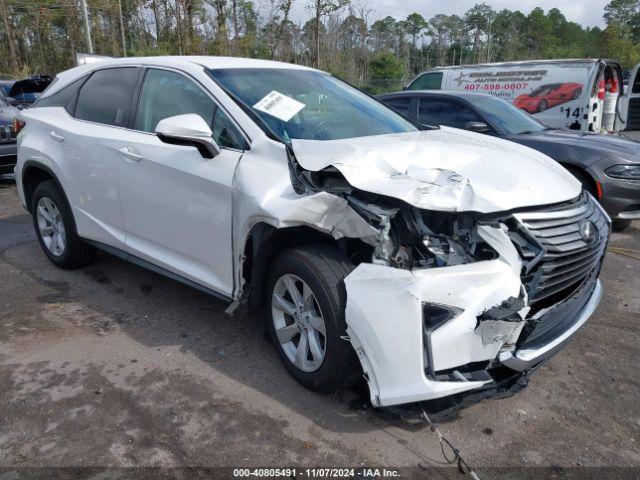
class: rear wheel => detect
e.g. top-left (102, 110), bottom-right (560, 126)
top-left (266, 244), bottom-right (359, 392)
top-left (31, 180), bottom-right (95, 269)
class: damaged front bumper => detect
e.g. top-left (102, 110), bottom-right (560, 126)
top-left (344, 258), bottom-right (602, 408)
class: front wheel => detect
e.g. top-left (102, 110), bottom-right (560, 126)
top-left (612, 219), bottom-right (631, 232)
top-left (266, 244), bottom-right (359, 392)
top-left (537, 99), bottom-right (548, 112)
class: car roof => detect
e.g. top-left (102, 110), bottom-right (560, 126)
top-left (379, 90), bottom-right (495, 102)
top-left (95, 55), bottom-right (316, 71)
top-left (43, 56), bottom-right (318, 98)
top-left (420, 58), bottom-right (617, 71)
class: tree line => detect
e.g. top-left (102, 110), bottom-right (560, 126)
top-left (1, 0), bottom-right (640, 93)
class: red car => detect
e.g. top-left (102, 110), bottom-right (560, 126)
top-left (514, 82), bottom-right (583, 113)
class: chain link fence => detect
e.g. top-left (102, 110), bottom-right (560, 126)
top-left (361, 78), bottom-right (410, 95)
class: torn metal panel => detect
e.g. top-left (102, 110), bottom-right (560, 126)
top-left (344, 258), bottom-right (529, 407)
top-left (231, 141), bottom-right (380, 299)
top-left (291, 128), bottom-right (581, 213)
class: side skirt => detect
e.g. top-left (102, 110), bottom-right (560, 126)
top-left (83, 239), bottom-right (233, 304)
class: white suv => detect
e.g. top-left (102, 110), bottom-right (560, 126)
top-left (16, 57), bottom-right (609, 411)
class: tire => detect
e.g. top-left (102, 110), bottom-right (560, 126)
top-left (612, 219), bottom-right (631, 232)
top-left (266, 244), bottom-right (359, 393)
top-left (31, 180), bottom-right (95, 269)
top-left (537, 100), bottom-right (548, 112)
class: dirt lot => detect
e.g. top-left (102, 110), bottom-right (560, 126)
top-left (0, 178), bottom-right (639, 478)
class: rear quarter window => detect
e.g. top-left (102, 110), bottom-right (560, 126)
top-left (75, 67), bottom-right (139, 127)
top-left (35, 77), bottom-right (86, 113)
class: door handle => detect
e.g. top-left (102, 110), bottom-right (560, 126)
top-left (118, 146), bottom-right (143, 163)
top-left (49, 131), bottom-right (64, 143)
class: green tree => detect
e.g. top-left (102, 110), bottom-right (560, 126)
top-left (366, 51), bottom-right (408, 94)
top-left (604, 0), bottom-right (639, 38)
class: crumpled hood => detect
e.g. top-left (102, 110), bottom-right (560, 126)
top-left (291, 127), bottom-right (581, 213)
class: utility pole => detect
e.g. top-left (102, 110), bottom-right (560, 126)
top-left (80, 0), bottom-right (93, 53)
top-left (117, 0), bottom-right (126, 56)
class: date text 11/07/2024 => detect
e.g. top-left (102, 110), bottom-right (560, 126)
top-left (232, 468), bottom-right (401, 478)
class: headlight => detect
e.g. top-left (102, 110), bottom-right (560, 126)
top-left (605, 164), bottom-right (640, 179)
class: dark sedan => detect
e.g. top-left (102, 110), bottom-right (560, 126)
top-left (379, 90), bottom-right (640, 230)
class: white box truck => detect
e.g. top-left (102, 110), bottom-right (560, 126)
top-left (406, 59), bottom-right (640, 133)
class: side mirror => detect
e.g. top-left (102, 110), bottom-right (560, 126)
top-left (6, 97), bottom-right (19, 107)
top-left (465, 121), bottom-right (490, 133)
top-left (155, 113), bottom-right (220, 159)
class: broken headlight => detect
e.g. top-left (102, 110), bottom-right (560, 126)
top-left (347, 195), bottom-right (498, 269)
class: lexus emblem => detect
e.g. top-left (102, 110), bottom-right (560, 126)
top-left (579, 220), bottom-right (598, 245)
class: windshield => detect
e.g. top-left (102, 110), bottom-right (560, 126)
top-left (473, 95), bottom-right (548, 135)
top-left (208, 68), bottom-right (416, 143)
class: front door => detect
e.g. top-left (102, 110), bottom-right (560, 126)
top-left (118, 68), bottom-right (249, 297)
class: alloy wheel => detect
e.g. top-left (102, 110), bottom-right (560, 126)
top-left (271, 273), bottom-right (327, 373)
top-left (36, 196), bottom-right (66, 257)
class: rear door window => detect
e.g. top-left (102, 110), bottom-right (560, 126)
top-left (382, 97), bottom-right (413, 119)
top-left (75, 67), bottom-right (139, 127)
top-left (408, 73), bottom-right (443, 91)
top-left (417, 98), bottom-right (482, 128)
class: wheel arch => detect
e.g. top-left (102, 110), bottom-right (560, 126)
top-left (240, 222), bottom-right (372, 309)
top-left (560, 162), bottom-right (599, 198)
top-left (22, 161), bottom-right (67, 212)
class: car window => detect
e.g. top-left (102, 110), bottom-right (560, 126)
top-left (208, 68), bottom-right (416, 143)
top-left (417, 98), bottom-right (481, 128)
top-left (472, 95), bottom-right (547, 135)
top-left (35, 76), bottom-right (86, 113)
top-left (382, 97), bottom-right (413, 119)
top-left (408, 73), bottom-right (443, 91)
top-left (75, 67), bottom-right (139, 127)
top-left (135, 68), bottom-right (246, 150)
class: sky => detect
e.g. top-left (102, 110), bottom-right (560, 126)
top-left (287, 0), bottom-right (610, 29)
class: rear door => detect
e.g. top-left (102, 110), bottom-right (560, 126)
top-left (620, 63), bottom-right (640, 131)
top-left (416, 96), bottom-right (486, 130)
top-left (118, 67), bottom-right (248, 297)
top-left (380, 96), bottom-right (416, 122)
top-left (59, 66), bottom-right (141, 249)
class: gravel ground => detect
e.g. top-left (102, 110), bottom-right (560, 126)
top-left (0, 179), bottom-right (639, 479)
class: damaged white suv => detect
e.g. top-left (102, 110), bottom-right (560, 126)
top-left (16, 57), bottom-right (609, 410)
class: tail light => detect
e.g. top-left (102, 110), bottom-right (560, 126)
top-left (597, 79), bottom-right (605, 101)
top-left (13, 117), bottom-right (25, 135)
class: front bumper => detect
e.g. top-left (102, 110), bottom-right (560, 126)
top-left (344, 221), bottom-right (604, 408)
top-left (596, 174), bottom-right (640, 220)
top-left (501, 279), bottom-right (601, 371)
top-left (0, 142), bottom-right (17, 175)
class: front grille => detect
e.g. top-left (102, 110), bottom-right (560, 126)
top-left (511, 193), bottom-right (609, 310)
top-left (0, 125), bottom-right (16, 143)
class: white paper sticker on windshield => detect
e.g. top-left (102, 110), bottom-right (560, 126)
top-left (253, 90), bottom-right (305, 122)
